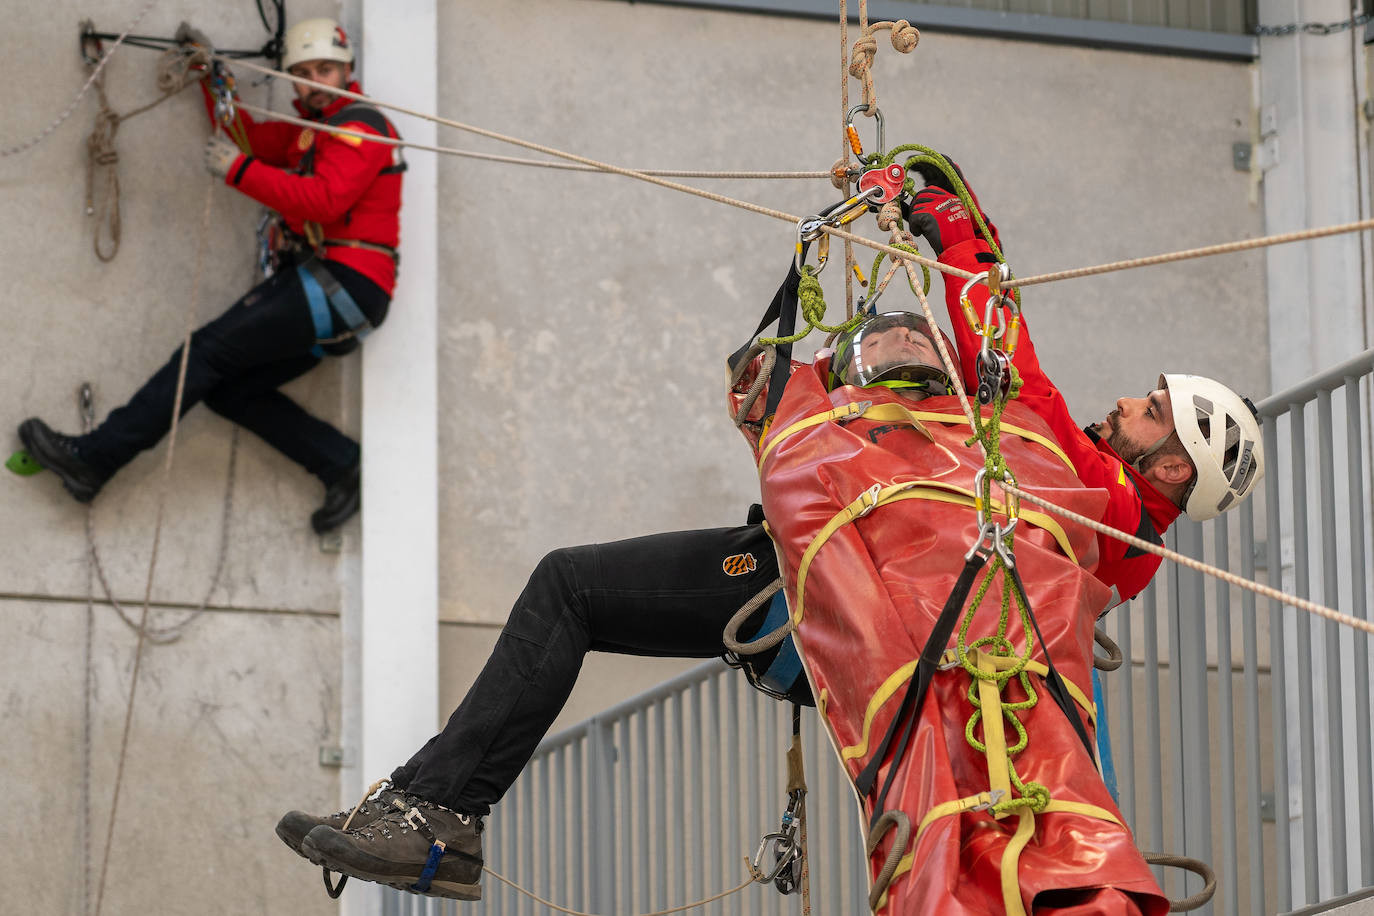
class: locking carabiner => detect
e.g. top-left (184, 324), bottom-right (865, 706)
top-left (794, 186), bottom-right (885, 276)
top-left (845, 104), bottom-right (885, 165)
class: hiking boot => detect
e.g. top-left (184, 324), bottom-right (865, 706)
top-left (17, 417), bottom-right (109, 503)
top-left (311, 464), bottom-right (360, 534)
top-left (276, 784), bottom-right (406, 858)
top-left (300, 793), bottom-right (484, 900)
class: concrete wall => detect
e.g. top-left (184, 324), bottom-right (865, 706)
top-left (0, 0), bottom-right (1268, 912)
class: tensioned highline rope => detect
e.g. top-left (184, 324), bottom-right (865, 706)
top-left (1003, 481), bottom-right (1374, 636)
top-left (229, 58), bottom-right (1374, 637)
top-left (223, 55), bottom-right (1374, 295)
top-left (229, 102), bottom-right (823, 179)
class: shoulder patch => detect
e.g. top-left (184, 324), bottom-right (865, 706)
top-left (327, 103), bottom-right (397, 139)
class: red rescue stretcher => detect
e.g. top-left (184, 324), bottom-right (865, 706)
top-left (732, 351), bottom-right (1169, 915)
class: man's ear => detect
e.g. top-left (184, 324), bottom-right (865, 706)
top-left (1144, 456), bottom-right (1193, 488)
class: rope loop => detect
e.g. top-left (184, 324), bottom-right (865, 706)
top-left (848, 20), bottom-right (920, 112)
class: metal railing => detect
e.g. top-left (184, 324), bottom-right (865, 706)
top-left (386, 350), bottom-right (1374, 916)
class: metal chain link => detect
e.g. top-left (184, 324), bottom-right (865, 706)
top-left (1254, 11), bottom-right (1372, 36)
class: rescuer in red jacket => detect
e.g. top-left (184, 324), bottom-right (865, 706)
top-left (902, 166), bottom-right (1264, 604)
top-left (17, 17), bottom-right (403, 534)
top-left (267, 167), bottom-right (1266, 904)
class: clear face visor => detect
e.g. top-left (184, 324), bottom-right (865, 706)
top-left (836, 312), bottom-right (950, 391)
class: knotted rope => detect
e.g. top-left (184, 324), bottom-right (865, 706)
top-left (848, 20), bottom-right (920, 113)
top-left (84, 44), bottom-right (209, 261)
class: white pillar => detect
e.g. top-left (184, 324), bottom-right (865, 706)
top-left (341, 1), bottom-right (439, 912)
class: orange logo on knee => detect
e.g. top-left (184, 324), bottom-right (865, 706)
top-left (722, 553), bottom-right (757, 576)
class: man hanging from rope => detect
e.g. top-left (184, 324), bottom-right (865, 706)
top-left (270, 159), bottom-right (1263, 905)
top-left (16, 17), bottom-right (404, 534)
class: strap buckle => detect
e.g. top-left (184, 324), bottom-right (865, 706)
top-left (403, 807), bottom-right (429, 832)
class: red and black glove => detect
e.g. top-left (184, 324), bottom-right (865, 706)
top-left (903, 155), bottom-right (1000, 255)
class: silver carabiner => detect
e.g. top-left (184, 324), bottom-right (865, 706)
top-left (752, 832), bottom-right (800, 883)
top-left (845, 104), bottom-right (885, 164)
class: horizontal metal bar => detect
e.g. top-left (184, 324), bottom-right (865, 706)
top-left (535, 658), bottom-right (727, 754)
top-left (613, 0), bottom-right (1259, 60)
top-left (1257, 347), bottom-right (1374, 415)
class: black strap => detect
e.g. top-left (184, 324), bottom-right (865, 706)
top-left (727, 247), bottom-right (807, 422)
top-left (299, 103), bottom-right (408, 176)
top-left (322, 868), bottom-right (348, 898)
top-left (1006, 563), bottom-right (1096, 758)
top-left (854, 552), bottom-right (990, 821)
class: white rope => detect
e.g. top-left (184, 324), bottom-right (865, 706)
top-left (0, 0), bottom-right (161, 157)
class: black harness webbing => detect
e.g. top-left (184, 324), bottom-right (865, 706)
top-left (855, 551), bottom-right (989, 824)
top-left (853, 553), bottom-right (1097, 827)
top-left (727, 246), bottom-right (807, 422)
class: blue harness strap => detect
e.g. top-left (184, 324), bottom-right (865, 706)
top-left (1092, 668), bottom-right (1119, 803)
top-left (410, 841), bottom-right (447, 893)
top-left (297, 259), bottom-right (373, 358)
top-left (754, 590), bottom-right (804, 698)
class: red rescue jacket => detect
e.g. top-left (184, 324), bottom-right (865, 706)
top-left (201, 81), bottom-right (403, 294)
top-left (937, 237), bottom-right (1181, 604)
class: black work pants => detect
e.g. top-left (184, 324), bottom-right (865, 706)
top-left (77, 260), bottom-right (388, 486)
top-left (392, 523), bottom-right (782, 815)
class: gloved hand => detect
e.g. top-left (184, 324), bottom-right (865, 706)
top-left (203, 134), bottom-right (241, 179)
top-left (903, 154), bottom-right (999, 255)
top-left (174, 22), bottom-right (213, 48)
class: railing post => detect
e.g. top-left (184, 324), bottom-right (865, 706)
top-left (588, 716), bottom-right (617, 911)
top-left (1173, 518), bottom-right (1214, 911)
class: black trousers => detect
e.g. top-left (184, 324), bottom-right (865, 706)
top-left (393, 523), bottom-right (783, 815)
top-left (77, 260), bottom-right (388, 486)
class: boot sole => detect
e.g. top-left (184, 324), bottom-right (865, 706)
top-left (300, 832), bottom-right (482, 901)
top-left (17, 420), bottom-right (100, 503)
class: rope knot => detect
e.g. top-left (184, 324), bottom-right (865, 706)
top-left (848, 35), bottom-right (878, 80)
top-left (875, 201), bottom-right (903, 231)
top-left (889, 20), bottom-right (921, 53)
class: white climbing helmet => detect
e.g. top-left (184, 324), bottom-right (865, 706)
top-left (1159, 373), bottom-right (1264, 521)
top-left (282, 18), bottom-right (354, 71)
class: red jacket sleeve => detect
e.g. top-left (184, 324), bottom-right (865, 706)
top-left (935, 238), bottom-right (1178, 604)
top-left (197, 81), bottom-right (296, 167)
top-left (227, 119), bottom-right (393, 224)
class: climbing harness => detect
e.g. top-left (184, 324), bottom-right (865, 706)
top-left (297, 259), bottom-right (374, 356)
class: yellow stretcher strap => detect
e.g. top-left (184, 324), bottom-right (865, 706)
top-left (840, 659), bottom-right (918, 762)
top-left (793, 485), bottom-right (1078, 635)
top-left (949, 647), bottom-right (1098, 727)
top-left (976, 651), bottom-right (1015, 807)
top-left (855, 402), bottom-right (1076, 473)
top-left (757, 397), bottom-right (1076, 474)
top-left (1001, 810), bottom-right (1037, 916)
top-left (757, 398), bottom-right (874, 468)
top-left (876, 787), bottom-right (1123, 911)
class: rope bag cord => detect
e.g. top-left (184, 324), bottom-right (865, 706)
top-left (722, 576), bottom-right (788, 655)
top-left (1093, 623), bottom-right (1124, 671)
top-left (1142, 853), bottom-right (1217, 912)
top-left (727, 342), bottom-right (776, 429)
top-left (866, 809), bottom-right (912, 911)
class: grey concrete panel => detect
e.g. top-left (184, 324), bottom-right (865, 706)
top-left (435, 0), bottom-right (1267, 625)
top-left (0, 598), bottom-right (341, 915)
top-left (0, 1), bottom-right (353, 612)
